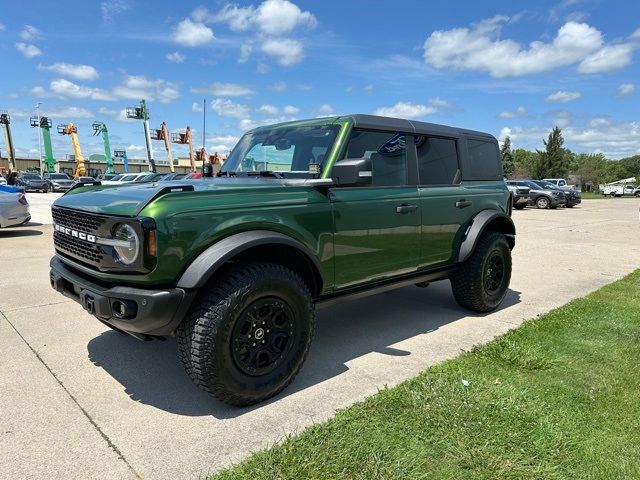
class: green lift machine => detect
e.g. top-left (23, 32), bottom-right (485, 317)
top-left (92, 122), bottom-right (115, 174)
top-left (0, 111), bottom-right (17, 172)
top-left (125, 99), bottom-right (156, 172)
top-left (30, 115), bottom-right (57, 173)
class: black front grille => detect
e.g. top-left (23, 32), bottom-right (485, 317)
top-left (52, 207), bottom-right (108, 268)
top-left (52, 207), bottom-right (106, 233)
top-left (53, 231), bottom-right (104, 263)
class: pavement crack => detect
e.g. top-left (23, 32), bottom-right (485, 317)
top-left (1, 311), bottom-right (142, 480)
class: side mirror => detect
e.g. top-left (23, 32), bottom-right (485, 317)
top-left (331, 158), bottom-right (372, 186)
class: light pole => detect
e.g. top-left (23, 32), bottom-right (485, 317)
top-left (35, 102), bottom-right (43, 174)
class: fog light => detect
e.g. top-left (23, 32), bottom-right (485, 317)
top-left (111, 299), bottom-right (137, 319)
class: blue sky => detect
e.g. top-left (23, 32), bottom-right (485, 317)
top-left (2, 0), bottom-right (639, 161)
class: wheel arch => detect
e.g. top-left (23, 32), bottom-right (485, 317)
top-left (457, 210), bottom-right (515, 263)
top-left (176, 230), bottom-right (324, 297)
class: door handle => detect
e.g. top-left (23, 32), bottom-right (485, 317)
top-left (455, 200), bottom-right (472, 208)
top-left (396, 204), bottom-right (418, 214)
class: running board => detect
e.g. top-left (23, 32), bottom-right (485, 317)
top-left (316, 267), bottom-right (455, 309)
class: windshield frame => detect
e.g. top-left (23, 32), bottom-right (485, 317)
top-left (221, 122), bottom-right (344, 179)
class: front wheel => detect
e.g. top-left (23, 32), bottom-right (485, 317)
top-left (450, 232), bottom-right (512, 312)
top-left (177, 262), bottom-right (315, 406)
top-left (536, 196), bottom-right (550, 209)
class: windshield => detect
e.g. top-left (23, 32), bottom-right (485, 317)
top-left (525, 181), bottom-right (543, 190)
top-left (23, 174), bottom-right (41, 180)
top-left (221, 124), bottom-right (340, 178)
top-left (109, 174), bottom-right (123, 181)
top-left (51, 174), bottom-right (69, 180)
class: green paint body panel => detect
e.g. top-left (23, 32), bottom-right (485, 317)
top-left (52, 117), bottom-right (511, 297)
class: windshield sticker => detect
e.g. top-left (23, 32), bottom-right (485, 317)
top-left (378, 134), bottom-right (406, 156)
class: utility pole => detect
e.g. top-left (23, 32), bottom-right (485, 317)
top-left (35, 102), bottom-right (43, 174)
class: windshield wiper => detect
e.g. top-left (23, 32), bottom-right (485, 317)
top-left (243, 171), bottom-right (284, 178)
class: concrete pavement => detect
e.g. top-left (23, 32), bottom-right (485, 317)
top-left (1, 198), bottom-right (639, 479)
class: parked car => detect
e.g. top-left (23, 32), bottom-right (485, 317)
top-left (49, 113), bottom-right (516, 406)
top-left (43, 172), bottom-right (74, 192)
top-left (506, 180), bottom-right (565, 209)
top-left (634, 187), bottom-right (640, 197)
top-left (0, 176), bottom-right (7, 185)
top-left (70, 176), bottom-right (97, 188)
top-left (505, 182), bottom-right (530, 210)
top-left (96, 173), bottom-right (118, 181)
top-left (0, 188), bottom-right (30, 228)
top-left (18, 173), bottom-right (48, 193)
top-left (184, 171), bottom-right (201, 179)
top-left (100, 173), bottom-right (147, 185)
top-left (133, 173), bottom-right (168, 183)
top-left (542, 178), bottom-right (581, 191)
top-left (158, 172), bottom-right (187, 182)
top-left (602, 184), bottom-right (636, 197)
top-left (536, 180), bottom-right (581, 207)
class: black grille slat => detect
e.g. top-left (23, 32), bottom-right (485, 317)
top-left (52, 208), bottom-right (106, 233)
top-left (54, 232), bottom-right (104, 263)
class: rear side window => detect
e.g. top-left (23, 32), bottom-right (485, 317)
top-left (415, 136), bottom-right (459, 185)
top-left (466, 139), bottom-right (502, 180)
top-left (345, 130), bottom-right (408, 187)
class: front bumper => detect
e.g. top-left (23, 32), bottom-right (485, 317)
top-left (51, 184), bottom-right (71, 191)
top-left (513, 194), bottom-right (529, 205)
top-left (49, 256), bottom-right (195, 337)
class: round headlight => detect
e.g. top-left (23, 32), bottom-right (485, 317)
top-left (113, 224), bottom-right (140, 265)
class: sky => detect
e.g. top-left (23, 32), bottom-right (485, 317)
top-left (1, 0), bottom-right (639, 162)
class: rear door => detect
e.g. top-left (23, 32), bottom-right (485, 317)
top-left (329, 129), bottom-right (421, 289)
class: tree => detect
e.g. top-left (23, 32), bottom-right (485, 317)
top-left (535, 126), bottom-right (570, 178)
top-left (500, 136), bottom-right (515, 178)
top-left (572, 153), bottom-right (605, 190)
top-left (513, 148), bottom-right (537, 178)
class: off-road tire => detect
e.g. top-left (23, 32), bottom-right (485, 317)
top-left (536, 196), bottom-right (550, 209)
top-left (177, 262), bottom-right (315, 406)
top-left (450, 232), bottom-right (512, 312)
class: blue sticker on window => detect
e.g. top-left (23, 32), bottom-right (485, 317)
top-left (378, 134), bottom-right (406, 156)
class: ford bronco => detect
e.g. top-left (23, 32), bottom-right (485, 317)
top-left (49, 114), bottom-right (515, 406)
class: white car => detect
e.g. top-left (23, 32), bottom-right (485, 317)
top-left (100, 173), bottom-right (147, 185)
top-left (0, 177), bottom-right (7, 186)
top-left (0, 190), bottom-right (31, 228)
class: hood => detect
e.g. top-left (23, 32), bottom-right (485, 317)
top-left (52, 177), bottom-right (292, 217)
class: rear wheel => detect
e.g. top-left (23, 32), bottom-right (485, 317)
top-left (177, 262), bottom-right (315, 406)
top-left (450, 232), bottom-right (512, 312)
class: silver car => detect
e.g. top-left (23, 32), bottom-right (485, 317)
top-left (44, 173), bottom-right (74, 191)
top-left (0, 189), bottom-right (31, 228)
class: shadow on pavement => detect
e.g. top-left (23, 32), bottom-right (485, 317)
top-left (0, 228), bottom-right (43, 237)
top-left (87, 280), bottom-right (521, 418)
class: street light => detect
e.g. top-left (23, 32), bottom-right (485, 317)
top-left (35, 102), bottom-right (43, 174)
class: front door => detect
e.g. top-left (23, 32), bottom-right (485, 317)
top-left (330, 130), bottom-right (421, 289)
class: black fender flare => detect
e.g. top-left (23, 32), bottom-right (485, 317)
top-left (176, 230), bottom-right (324, 290)
top-left (457, 210), bottom-right (515, 263)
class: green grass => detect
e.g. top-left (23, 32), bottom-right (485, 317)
top-left (213, 270), bottom-right (640, 480)
top-left (581, 191), bottom-right (638, 199)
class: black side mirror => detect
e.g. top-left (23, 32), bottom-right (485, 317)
top-left (331, 158), bottom-right (372, 186)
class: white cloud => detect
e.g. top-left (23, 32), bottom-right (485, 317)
top-left (213, 0), bottom-right (316, 35)
top-left (577, 44), bottom-right (634, 73)
top-left (207, 134), bottom-right (240, 152)
top-left (20, 25), bottom-right (42, 41)
top-left (166, 51), bottom-right (186, 63)
top-left (617, 83), bottom-right (635, 96)
top-left (44, 107), bottom-right (94, 119)
top-left (296, 83), bottom-right (312, 91)
top-left (283, 105), bottom-right (299, 114)
top-left (269, 81), bottom-right (287, 92)
top-left (16, 43), bottom-right (42, 58)
top-left (546, 90), bottom-right (581, 103)
top-left (258, 104), bottom-right (279, 115)
top-left (50, 78), bottom-right (114, 101)
top-left (424, 18), bottom-right (611, 77)
top-left (38, 62), bottom-right (98, 80)
top-left (239, 42), bottom-right (253, 63)
top-left (499, 106), bottom-right (528, 118)
top-left (112, 75), bottom-right (180, 103)
top-left (374, 102), bottom-right (437, 119)
top-left (253, 0), bottom-right (317, 35)
top-left (364, 84), bottom-right (374, 94)
top-left (173, 18), bottom-right (214, 47)
top-left (191, 82), bottom-right (254, 96)
top-left (317, 104), bottom-right (334, 117)
top-left (211, 98), bottom-right (250, 118)
top-left (0, 23), bottom-right (5, 31)
top-left (30, 86), bottom-right (50, 98)
top-left (192, 102), bottom-right (203, 112)
top-left (631, 28), bottom-right (640, 39)
top-left (101, 0), bottom-right (130, 22)
top-left (261, 38), bottom-right (303, 66)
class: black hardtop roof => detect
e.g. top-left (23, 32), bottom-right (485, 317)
top-left (249, 114), bottom-right (496, 141)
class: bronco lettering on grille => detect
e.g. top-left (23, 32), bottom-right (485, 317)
top-left (54, 223), bottom-right (96, 243)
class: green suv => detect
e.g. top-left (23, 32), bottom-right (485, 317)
top-left (49, 114), bottom-right (515, 405)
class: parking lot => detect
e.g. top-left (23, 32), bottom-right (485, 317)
top-left (2, 196), bottom-right (640, 479)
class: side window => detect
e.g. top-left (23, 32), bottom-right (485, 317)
top-left (467, 139), bottom-right (501, 180)
top-left (415, 136), bottom-right (459, 185)
top-left (345, 130), bottom-right (408, 187)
